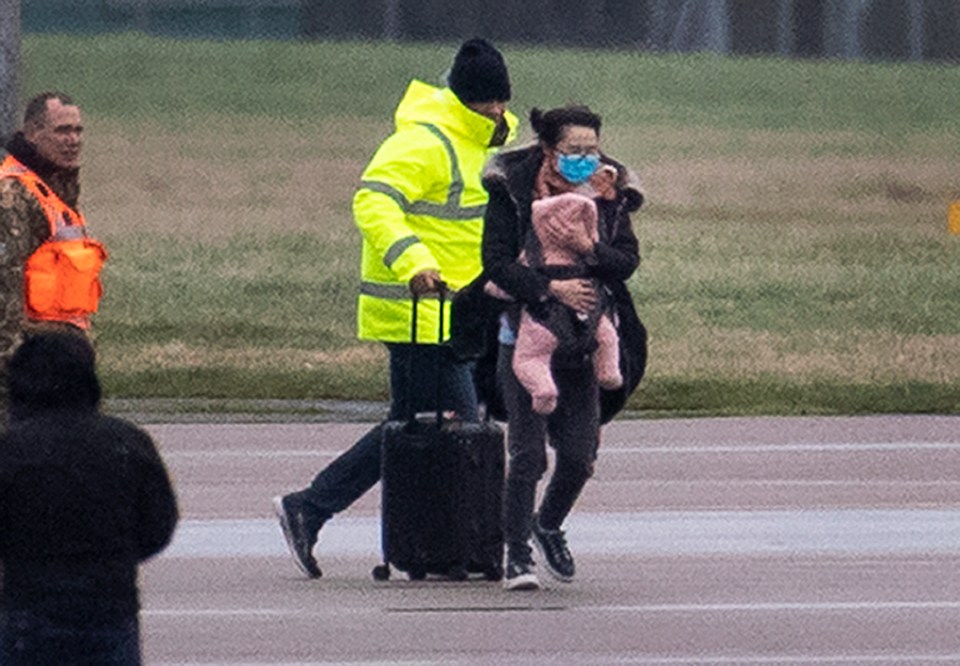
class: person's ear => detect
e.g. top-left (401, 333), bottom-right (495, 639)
top-left (23, 119), bottom-right (43, 144)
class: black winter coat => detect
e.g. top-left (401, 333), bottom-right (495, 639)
top-left (477, 144), bottom-right (647, 423)
top-left (481, 144), bottom-right (642, 306)
top-left (0, 408), bottom-right (179, 627)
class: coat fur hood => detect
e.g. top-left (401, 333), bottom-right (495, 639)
top-left (483, 143), bottom-right (644, 213)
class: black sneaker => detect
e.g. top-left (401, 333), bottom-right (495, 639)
top-left (273, 494), bottom-right (323, 579)
top-left (531, 514), bottom-right (575, 582)
top-left (503, 545), bottom-right (541, 591)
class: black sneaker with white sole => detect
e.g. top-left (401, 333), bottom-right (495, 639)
top-left (503, 544), bottom-right (541, 591)
top-left (531, 514), bottom-right (575, 582)
top-left (273, 493), bottom-right (324, 579)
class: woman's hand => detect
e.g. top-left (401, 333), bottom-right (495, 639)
top-left (549, 279), bottom-right (597, 313)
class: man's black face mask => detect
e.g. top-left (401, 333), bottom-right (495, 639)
top-left (489, 117), bottom-right (509, 148)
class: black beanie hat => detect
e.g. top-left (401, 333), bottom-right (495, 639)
top-left (448, 38), bottom-right (511, 104)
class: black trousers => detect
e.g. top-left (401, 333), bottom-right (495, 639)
top-left (497, 344), bottom-right (600, 550)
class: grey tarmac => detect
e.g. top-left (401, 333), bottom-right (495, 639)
top-left (138, 414), bottom-right (960, 665)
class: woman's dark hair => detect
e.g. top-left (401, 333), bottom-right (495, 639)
top-left (529, 105), bottom-right (602, 148)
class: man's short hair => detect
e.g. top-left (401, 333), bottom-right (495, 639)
top-left (23, 91), bottom-right (77, 130)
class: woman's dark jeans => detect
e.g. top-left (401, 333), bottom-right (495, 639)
top-left (498, 343), bottom-right (600, 551)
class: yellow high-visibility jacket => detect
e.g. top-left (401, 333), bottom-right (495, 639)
top-left (354, 80), bottom-right (517, 343)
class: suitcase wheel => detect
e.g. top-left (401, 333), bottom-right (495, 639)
top-left (372, 564), bottom-right (391, 581)
top-left (447, 565), bottom-right (468, 581)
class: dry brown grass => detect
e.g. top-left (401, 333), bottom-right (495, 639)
top-left (124, 340), bottom-right (384, 369)
top-left (78, 118), bottom-right (960, 398)
top-left (651, 329), bottom-right (960, 383)
top-left (84, 117), bottom-right (382, 240)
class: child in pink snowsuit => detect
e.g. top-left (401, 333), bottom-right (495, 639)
top-left (487, 187), bottom-right (622, 415)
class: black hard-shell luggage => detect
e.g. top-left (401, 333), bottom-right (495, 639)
top-left (372, 292), bottom-right (505, 582)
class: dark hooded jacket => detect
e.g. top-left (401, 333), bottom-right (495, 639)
top-left (0, 333), bottom-right (179, 627)
top-left (477, 144), bottom-right (647, 423)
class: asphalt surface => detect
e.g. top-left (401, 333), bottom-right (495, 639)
top-left (136, 414), bottom-right (960, 665)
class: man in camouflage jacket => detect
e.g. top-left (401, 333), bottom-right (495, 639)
top-left (0, 92), bottom-right (89, 429)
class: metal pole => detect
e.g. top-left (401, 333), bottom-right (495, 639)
top-left (777, 0), bottom-right (795, 56)
top-left (650, 0), bottom-right (669, 51)
top-left (0, 0), bottom-right (20, 145)
top-left (384, 0), bottom-right (400, 42)
top-left (907, 0), bottom-right (925, 61)
top-left (704, 0), bottom-right (730, 55)
top-left (845, 0), bottom-right (863, 60)
top-left (823, 0), bottom-right (860, 60)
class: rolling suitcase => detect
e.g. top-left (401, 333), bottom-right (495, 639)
top-left (372, 291), bottom-right (505, 582)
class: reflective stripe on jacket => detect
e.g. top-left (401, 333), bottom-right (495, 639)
top-left (354, 80), bottom-right (516, 343)
top-left (0, 156), bottom-right (107, 329)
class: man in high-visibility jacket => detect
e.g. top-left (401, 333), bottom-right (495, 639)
top-left (0, 92), bottom-right (107, 430)
top-left (274, 38), bottom-right (516, 578)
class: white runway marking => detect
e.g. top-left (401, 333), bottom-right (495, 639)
top-left (161, 441), bottom-right (960, 459)
top-left (164, 450), bottom-right (340, 459)
top-left (144, 600), bottom-right (960, 618)
top-left (602, 442), bottom-right (960, 454)
top-left (160, 509), bottom-right (960, 559)
top-left (155, 654), bottom-right (960, 666)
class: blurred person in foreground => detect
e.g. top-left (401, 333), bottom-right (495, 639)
top-left (0, 332), bottom-right (179, 665)
top-left (481, 105), bottom-right (644, 590)
top-left (0, 92), bottom-right (108, 431)
top-left (273, 37), bottom-right (517, 578)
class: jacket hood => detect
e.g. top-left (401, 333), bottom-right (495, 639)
top-left (6, 332), bottom-right (101, 422)
top-left (393, 80), bottom-right (518, 149)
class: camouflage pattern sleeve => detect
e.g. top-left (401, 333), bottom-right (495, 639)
top-left (0, 178), bottom-right (48, 363)
top-left (0, 178), bottom-right (49, 429)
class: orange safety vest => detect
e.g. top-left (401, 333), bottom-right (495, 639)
top-left (0, 155), bottom-right (107, 329)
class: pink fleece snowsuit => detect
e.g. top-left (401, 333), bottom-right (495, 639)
top-left (488, 191), bottom-right (623, 415)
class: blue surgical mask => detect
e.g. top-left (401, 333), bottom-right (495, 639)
top-left (556, 153), bottom-right (600, 184)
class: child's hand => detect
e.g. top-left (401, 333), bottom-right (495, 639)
top-left (588, 164), bottom-right (618, 200)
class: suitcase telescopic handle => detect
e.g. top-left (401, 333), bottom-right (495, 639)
top-left (409, 286), bottom-right (447, 425)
